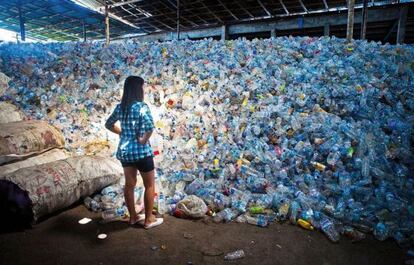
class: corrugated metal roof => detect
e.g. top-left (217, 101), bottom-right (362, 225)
top-left (0, 0), bottom-right (139, 41)
top-left (0, 0), bottom-right (412, 43)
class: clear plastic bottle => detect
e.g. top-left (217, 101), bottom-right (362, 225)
top-left (289, 201), bottom-right (301, 224)
top-left (373, 222), bottom-right (389, 241)
top-left (245, 214), bottom-right (268, 227)
top-left (102, 206), bottom-right (127, 222)
top-left (320, 217), bottom-right (340, 242)
top-left (84, 197), bottom-right (101, 212)
top-left (158, 191), bottom-right (166, 215)
top-left (393, 231), bottom-right (410, 248)
top-left (224, 250), bottom-right (245, 260)
top-left (213, 208), bottom-right (238, 223)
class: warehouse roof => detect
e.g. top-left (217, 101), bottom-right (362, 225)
top-left (0, 0), bottom-right (413, 43)
top-left (0, 0), bottom-right (138, 41)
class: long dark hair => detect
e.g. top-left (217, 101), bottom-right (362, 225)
top-left (120, 76), bottom-right (144, 112)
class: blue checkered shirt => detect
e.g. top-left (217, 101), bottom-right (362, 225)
top-left (105, 102), bottom-right (155, 162)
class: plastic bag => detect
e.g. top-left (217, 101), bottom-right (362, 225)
top-left (176, 195), bottom-right (208, 218)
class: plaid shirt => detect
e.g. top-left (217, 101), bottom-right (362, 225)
top-left (105, 102), bottom-right (155, 162)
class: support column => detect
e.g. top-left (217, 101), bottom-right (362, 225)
top-left (177, 0), bottom-right (180, 40)
top-left (18, 5), bottom-right (25, 41)
top-left (346, 0), bottom-right (355, 43)
top-left (360, 0), bottom-right (368, 40)
top-left (397, 6), bottom-right (408, 44)
top-left (221, 24), bottom-right (228, 40)
top-left (298, 17), bottom-right (304, 29)
top-left (271, 29), bottom-right (276, 38)
top-left (324, 23), bottom-right (330, 37)
top-left (105, 4), bottom-right (110, 45)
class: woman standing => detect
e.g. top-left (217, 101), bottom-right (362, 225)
top-left (105, 76), bottom-right (163, 229)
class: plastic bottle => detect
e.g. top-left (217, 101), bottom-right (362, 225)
top-left (393, 231), bottom-right (410, 248)
top-left (289, 201), bottom-right (301, 224)
top-left (166, 204), bottom-right (177, 214)
top-left (224, 250), bottom-right (245, 260)
top-left (84, 197), bottom-right (101, 212)
top-left (245, 214), bottom-right (268, 227)
top-left (277, 202), bottom-right (290, 221)
top-left (102, 206), bottom-right (127, 222)
top-left (249, 206), bottom-right (265, 214)
top-left (297, 219), bottom-right (314, 230)
top-left (134, 187), bottom-right (143, 204)
top-left (100, 195), bottom-right (116, 210)
top-left (158, 192), bottom-right (166, 215)
top-left (311, 161), bottom-right (326, 171)
top-left (213, 208), bottom-right (237, 223)
top-left (320, 217), bottom-right (340, 242)
top-left (343, 226), bottom-right (366, 242)
top-left (373, 222), bottom-right (389, 241)
top-left (327, 151), bottom-right (341, 166)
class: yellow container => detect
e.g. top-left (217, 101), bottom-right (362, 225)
top-left (311, 161), bottom-right (326, 171)
top-left (298, 219), bottom-right (314, 231)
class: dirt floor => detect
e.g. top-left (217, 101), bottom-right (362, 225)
top-left (0, 204), bottom-right (408, 265)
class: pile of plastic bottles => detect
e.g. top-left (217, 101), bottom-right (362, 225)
top-left (0, 36), bottom-right (413, 246)
top-left (84, 184), bottom-right (144, 223)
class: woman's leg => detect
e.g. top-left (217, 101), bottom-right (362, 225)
top-left (123, 166), bottom-right (138, 223)
top-left (140, 169), bottom-right (156, 225)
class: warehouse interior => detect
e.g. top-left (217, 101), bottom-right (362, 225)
top-left (0, 1), bottom-right (413, 265)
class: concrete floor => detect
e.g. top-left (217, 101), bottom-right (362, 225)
top-left (0, 205), bottom-right (407, 265)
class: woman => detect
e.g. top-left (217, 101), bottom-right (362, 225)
top-left (105, 76), bottom-right (163, 229)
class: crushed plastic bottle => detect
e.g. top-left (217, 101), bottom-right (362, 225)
top-left (320, 217), bottom-right (340, 242)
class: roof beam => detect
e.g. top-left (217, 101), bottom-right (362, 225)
top-left (201, 1), bottom-right (223, 24)
top-left (106, 0), bottom-right (144, 8)
top-left (322, 0), bottom-right (329, 10)
top-left (217, 0), bottom-right (239, 20)
top-left (279, 0), bottom-right (289, 15)
top-left (383, 20), bottom-right (398, 42)
top-left (257, 0), bottom-right (272, 17)
top-left (164, 0), bottom-right (199, 27)
top-left (298, 0), bottom-right (309, 13)
top-left (117, 5), bottom-right (156, 32)
top-left (71, 0), bottom-right (141, 30)
top-left (235, 1), bottom-right (254, 18)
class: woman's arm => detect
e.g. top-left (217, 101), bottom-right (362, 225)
top-left (105, 105), bottom-right (121, 135)
top-left (108, 122), bottom-right (122, 135)
top-left (138, 130), bottom-right (152, 144)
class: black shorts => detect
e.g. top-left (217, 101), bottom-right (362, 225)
top-left (121, 156), bottom-right (155, 172)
